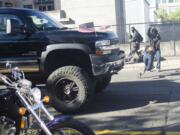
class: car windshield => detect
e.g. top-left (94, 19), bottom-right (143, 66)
top-left (27, 11), bottom-right (65, 31)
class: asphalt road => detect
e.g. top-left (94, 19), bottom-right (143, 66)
top-left (4, 58), bottom-right (180, 135)
top-left (72, 67), bottom-right (180, 134)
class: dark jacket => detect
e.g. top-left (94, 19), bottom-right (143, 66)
top-left (152, 32), bottom-right (161, 51)
top-left (147, 27), bottom-right (161, 51)
top-left (131, 30), bottom-right (142, 43)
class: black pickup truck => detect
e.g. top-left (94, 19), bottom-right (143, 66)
top-left (0, 8), bottom-right (125, 113)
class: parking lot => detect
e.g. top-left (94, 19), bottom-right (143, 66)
top-left (69, 57), bottom-right (180, 135)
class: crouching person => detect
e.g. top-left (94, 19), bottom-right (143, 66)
top-left (143, 46), bottom-right (154, 71)
top-left (138, 46), bottom-right (154, 77)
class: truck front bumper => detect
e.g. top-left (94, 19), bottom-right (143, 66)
top-left (90, 50), bottom-right (125, 76)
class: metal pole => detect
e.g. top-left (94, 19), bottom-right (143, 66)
top-left (129, 24), bottom-right (131, 52)
top-left (16, 91), bottom-right (53, 135)
top-left (173, 23), bottom-right (176, 56)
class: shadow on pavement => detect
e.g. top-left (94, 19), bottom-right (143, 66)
top-left (75, 68), bottom-right (180, 130)
top-left (34, 67), bottom-right (180, 131)
top-left (80, 79), bottom-right (174, 114)
top-left (139, 68), bottom-right (180, 79)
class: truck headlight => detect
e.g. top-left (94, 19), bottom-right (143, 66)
top-left (95, 40), bottom-right (111, 47)
top-left (95, 40), bottom-right (111, 55)
top-left (31, 87), bottom-right (41, 102)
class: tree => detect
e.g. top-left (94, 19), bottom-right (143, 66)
top-left (156, 8), bottom-right (168, 22)
top-left (157, 8), bottom-right (180, 23)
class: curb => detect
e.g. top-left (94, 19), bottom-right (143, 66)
top-left (124, 59), bottom-right (180, 70)
top-left (95, 130), bottom-right (180, 135)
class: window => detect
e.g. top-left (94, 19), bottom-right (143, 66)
top-left (27, 11), bottom-right (64, 31)
top-left (47, 5), bottom-right (54, 11)
top-left (24, 5), bottom-right (33, 9)
top-left (42, 6), bottom-right (46, 11)
top-left (168, 0), bottom-right (174, 2)
top-left (5, 2), bottom-right (13, 7)
top-left (162, 0), bottom-right (167, 3)
top-left (0, 1), bottom-right (2, 7)
top-left (39, 6), bottom-right (46, 11)
top-left (0, 14), bottom-right (23, 34)
top-left (39, 6), bottom-right (43, 11)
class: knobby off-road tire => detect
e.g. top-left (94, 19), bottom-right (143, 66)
top-left (95, 75), bottom-right (111, 93)
top-left (46, 66), bottom-right (93, 113)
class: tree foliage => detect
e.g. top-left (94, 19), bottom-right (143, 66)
top-left (157, 8), bottom-right (180, 23)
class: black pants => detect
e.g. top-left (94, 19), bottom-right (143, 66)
top-left (129, 42), bottom-right (140, 57)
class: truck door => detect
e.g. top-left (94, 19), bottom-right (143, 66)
top-left (0, 14), bottom-right (44, 73)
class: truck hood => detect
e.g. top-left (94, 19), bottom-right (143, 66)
top-left (45, 29), bottom-right (119, 45)
top-left (44, 29), bottom-right (120, 53)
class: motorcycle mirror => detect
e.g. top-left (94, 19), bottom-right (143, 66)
top-left (12, 67), bottom-right (25, 79)
top-left (6, 61), bottom-right (11, 69)
top-left (13, 67), bottom-right (20, 71)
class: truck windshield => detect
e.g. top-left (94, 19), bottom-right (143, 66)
top-left (27, 11), bottom-right (65, 31)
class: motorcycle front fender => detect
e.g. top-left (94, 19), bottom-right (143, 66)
top-left (46, 115), bottom-right (72, 130)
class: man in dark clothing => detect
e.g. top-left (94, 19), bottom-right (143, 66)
top-left (128, 27), bottom-right (143, 58)
top-left (147, 27), bottom-right (161, 71)
top-left (147, 26), bottom-right (154, 46)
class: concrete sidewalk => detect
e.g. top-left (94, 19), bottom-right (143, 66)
top-left (124, 56), bottom-right (180, 71)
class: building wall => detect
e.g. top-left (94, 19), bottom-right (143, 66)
top-left (149, 0), bottom-right (180, 22)
top-left (60, 0), bottom-right (116, 26)
top-left (18, 0), bottom-right (34, 9)
top-left (17, 0), bottom-right (60, 11)
top-left (159, 2), bottom-right (180, 13)
top-left (59, 0), bottom-right (125, 41)
top-left (125, 0), bottom-right (145, 24)
top-left (149, 6), bottom-right (157, 22)
top-left (0, 0), bottom-right (127, 43)
top-left (0, 0), bottom-right (19, 7)
top-left (125, 0), bottom-right (150, 42)
top-left (148, 0), bottom-right (159, 22)
top-left (54, 0), bottom-right (61, 10)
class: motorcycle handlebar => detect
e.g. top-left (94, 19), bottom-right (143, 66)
top-left (0, 73), bottom-right (15, 87)
top-left (0, 61), bottom-right (25, 87)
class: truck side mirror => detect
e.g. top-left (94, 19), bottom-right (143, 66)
top-left (6, 19), bottom-right (24, 34)
top-left (6, 19), bottom-right (11, 34)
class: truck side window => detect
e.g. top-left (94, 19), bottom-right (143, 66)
top-left (0, 14), bottom-right (23, 35)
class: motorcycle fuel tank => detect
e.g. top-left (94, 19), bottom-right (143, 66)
top-left (0, 89), bottom-right (14, 111)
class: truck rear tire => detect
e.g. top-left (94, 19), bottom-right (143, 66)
top-left (46, 66), bottom-right (93, 113)
top-left (95, 75), bottom-right (111, 93)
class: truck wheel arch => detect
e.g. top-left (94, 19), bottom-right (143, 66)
top-left (40, 43), bottom-right (92, 75)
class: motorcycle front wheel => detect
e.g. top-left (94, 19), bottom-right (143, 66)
top-left (40, 119), bottom-right (95, 135)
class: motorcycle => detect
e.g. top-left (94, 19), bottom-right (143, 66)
top-left (0, 62), bottom-right (95, 135)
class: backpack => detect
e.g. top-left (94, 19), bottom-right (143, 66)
top-left (138, 33), bottom-right (143, 42)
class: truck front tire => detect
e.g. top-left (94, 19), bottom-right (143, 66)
top-left (46, 66), bottom-right (93, 113)
top-left (95, 75), bottom-right (111, 93)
